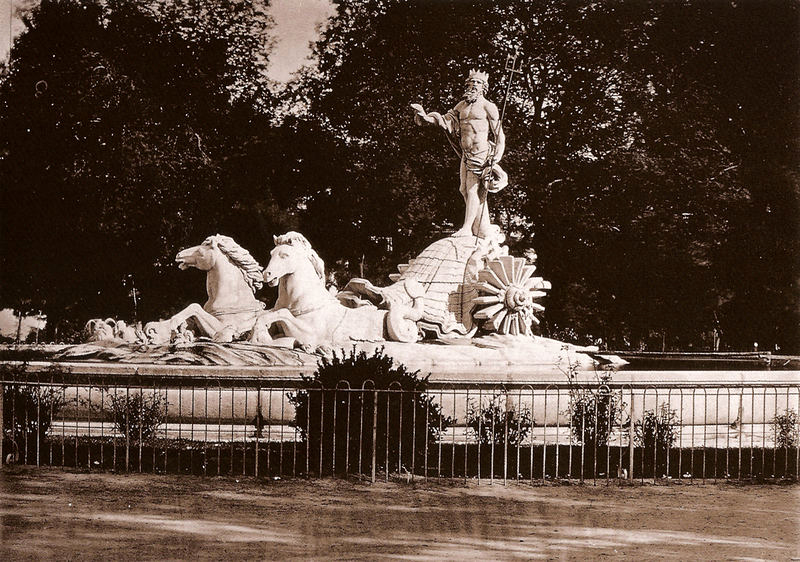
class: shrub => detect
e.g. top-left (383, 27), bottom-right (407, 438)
top-left (466, 394), bottom-right (533, 446)
top-left (566, 370), bottom-right (625, 448)
top-left (634, 403), bottom-right (680, 451)
top-left (288, 348), bottom-right (452, 475)
top-left (771, 409), bottom-right (799, 448)
top-left (3, 383), bottom-right (65, 443)
top-left (107, 389), bottom-right (167, 442)
top-left (1, 363), bottom-right (67, 462)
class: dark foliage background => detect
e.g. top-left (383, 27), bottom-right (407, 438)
top-left (0, 0), bottom-right (797, 351)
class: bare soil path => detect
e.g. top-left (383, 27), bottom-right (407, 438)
top-left (1, 467), bottom-right (798, 560)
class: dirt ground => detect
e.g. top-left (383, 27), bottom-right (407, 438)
top-left (0, 468), bottom-right (798, 560)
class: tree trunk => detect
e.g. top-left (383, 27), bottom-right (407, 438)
top-left (15, 310), bottom-right (23, 344)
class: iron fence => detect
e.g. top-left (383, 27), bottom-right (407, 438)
top-left (1, 366), bottom-right (798, 484)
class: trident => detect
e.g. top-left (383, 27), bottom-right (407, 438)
top-left (499, 48), bottom-right (523, 131)
top-left (480, 49), bottom-right (522, 195)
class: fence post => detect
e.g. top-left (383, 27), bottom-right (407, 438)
top-left (628, 390), bottom-right (635, 481)
top-left (371, 389), bottom-right (378, 483)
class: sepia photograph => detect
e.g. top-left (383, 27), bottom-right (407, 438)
top-left (0, 0), bottom-right (798, 559)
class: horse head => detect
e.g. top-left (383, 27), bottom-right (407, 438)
top-left (176, 234), bottom-right (264, 295)
top-left (264, 232), bottom-right (326, 288)
top-left (84, 318), bottom-right (116, 341)
top-left (176, 235), bottom-right (222, 272)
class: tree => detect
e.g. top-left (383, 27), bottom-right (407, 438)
top-left (292, 0), bottom-right (798, 351)
top-left (0, 0), bottom-right (279, 338)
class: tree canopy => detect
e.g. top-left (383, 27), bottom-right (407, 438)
top-left (0, 0), bottom-right (797, 351)
top-left (290, 0), bottom-right (798, 351)
top-left (0, 0), bottom-right (281, 336)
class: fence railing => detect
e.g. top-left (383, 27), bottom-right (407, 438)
top-left (2, 367), bottom-right (798, 483)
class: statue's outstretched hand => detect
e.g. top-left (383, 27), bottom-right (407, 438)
top-left (411, 103), bottom-right (433, 125)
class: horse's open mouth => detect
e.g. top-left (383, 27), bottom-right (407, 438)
top-left (175, 250), bottom-right (193, 270)
top-left (265, 276), bottom-right (279, 288)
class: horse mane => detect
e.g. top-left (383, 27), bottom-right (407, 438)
top-left (273, 231), bottom-right (325, 281)
top-left (207, 234), bottom-right (264, 293)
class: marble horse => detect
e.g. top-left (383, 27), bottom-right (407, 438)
top-left (144, 234), bottom-right (266, 343)
top-left (249, 232), bottom-right (424, 348)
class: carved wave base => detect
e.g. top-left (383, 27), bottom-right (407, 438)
top-left (30, 335), bottom-right (621, 377)
top-left (52, 340), bottom-right (314, 367)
